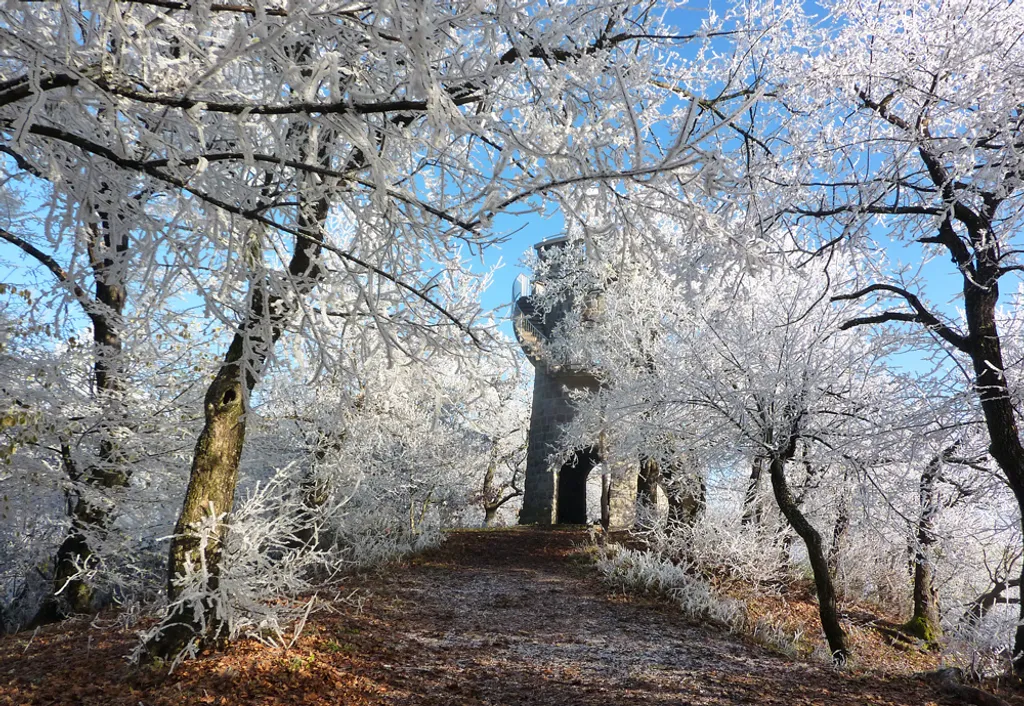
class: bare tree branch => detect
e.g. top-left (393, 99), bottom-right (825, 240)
top-left (832, 283), bottom-right (969, 351)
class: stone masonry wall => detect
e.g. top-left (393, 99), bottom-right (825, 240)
top-left (519, 366), bottom-right (637, 529)
top-left (519, 366), bottom-right (589, 524)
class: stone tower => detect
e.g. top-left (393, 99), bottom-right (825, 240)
top-left (512, 237), bottom-right (637, 529)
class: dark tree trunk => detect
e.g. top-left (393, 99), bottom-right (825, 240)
top-left (480, 442), bottom-right (522, 527)
top-left (42, 215), bottom-right (129, 621)
top-left (661, 457), bottom-right (705, 526)
top-left (778, 447), bottom-right (818, 578)
top-left (768, 434), bottom-right (849, 664)
top-left (827, 500), bottom-right (848, 579)
top-left (964, 328), bottom-right (1024, 668)
top-left (482, 455), bottom-right (500, 527)
top-left (956, 242), bottom-right (1024, 671)
top-left (600, 473), bottom-right (611, 531)
top-left (824, 104), bottom-right (1024, 672)
top-left (741, 455), bottom-right (765, 527)
top-left (637, 456), bottom-right (661, 506)
top-left (482, 452), bottom-right (500, 527)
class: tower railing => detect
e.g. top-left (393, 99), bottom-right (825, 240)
top-left (511, 298), bottom-right (547, 362)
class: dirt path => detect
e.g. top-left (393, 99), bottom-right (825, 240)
top-left (337, 529), bottom-right (957, 706)
top-left (0, 528), bottom-right (1015, 705)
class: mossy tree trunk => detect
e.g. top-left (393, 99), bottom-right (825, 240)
top-left (146, 195), bottom-right (327, 660)
top-left (905, 447), bottom-right (953, 644)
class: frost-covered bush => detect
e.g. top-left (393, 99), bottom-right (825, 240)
top-left (635, 512), bottom-right (793, 589)
top-left (945, 606), bottom-right (1018, 680)
top-left (593, 541), bottom-right (805, 658)
top-left (134, 459), bottom-right (434, 668)
top-left (595, 543), bottom-right (744, 627)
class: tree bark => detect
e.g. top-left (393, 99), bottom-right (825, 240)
top-left (637, 456), bottom-right (661, 507)
top-left (40, 214), bottom-right (129, 621)
top-left (956, 235), bottom-right (1024, 670)
top-left (600, 473), bottom-right (611, 531)
top-left (827, 97), bottom-right (1024, 671)
top-left (904, 448), bottom-right (950, 644)
top-left (662, 457), bottom-right (705, 526)
top-left (827, 500), bottom-right (848, 579)
top-left (482, 452), bottom-right (500, 527)
top-left (768, 432), bottom-right (849, 664)
top-left (146, 195), bottom-right (326, 660)
top-left (481, 446), bottom-right (521, 527)
top-left (741, 455), bottom-right (765, 527)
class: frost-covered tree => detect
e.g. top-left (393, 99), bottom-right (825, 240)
top-left (1, 0), bottom-right (748, 657)
top-left (721, 0), bottom-right (1024, 671)
top-left (0, 281), bottom-right (209, 631)
top-left (531, 216), bottom-right (950, 663)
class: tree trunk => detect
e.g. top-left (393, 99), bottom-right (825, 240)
top-left (637, 456), bottom-right (661, 507)
top-left (290, 429), bottom-right (345, 550)
top-left (42, 215), bottom-right (129, 621)
top-left (480, 446), bottom-right (521, 527)
top-left (741, 455), bottom-right (765, 527)
top-left (662, 457), bottom-right (705, 526)
top-left (145, 195), bottom-right (326, 660)
top-left (827, 500), bottom-right (848, 579)
top-left (778, 448), bottom-right (817, 579)
top-left (904, 448), bottom-right (948, 644)
top-left (768, 435), bottom-right (849, 664)
top-left (600, 473), bottom-right (611, 531)
top-left (959, 259), bottom-right (1024, 672)
top-left (482, 453), bottom-right (499, 526)
top-left (146, 351), bottom-right (248, 657)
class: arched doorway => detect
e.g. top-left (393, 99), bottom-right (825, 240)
top-left (556, 446), bottom-right (601, 524)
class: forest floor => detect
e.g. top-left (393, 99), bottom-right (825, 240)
top-left (2, 527), bottom-right (1022, 705)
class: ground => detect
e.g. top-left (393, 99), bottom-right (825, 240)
top-left (1, 528), bottom-right (1021, 705)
